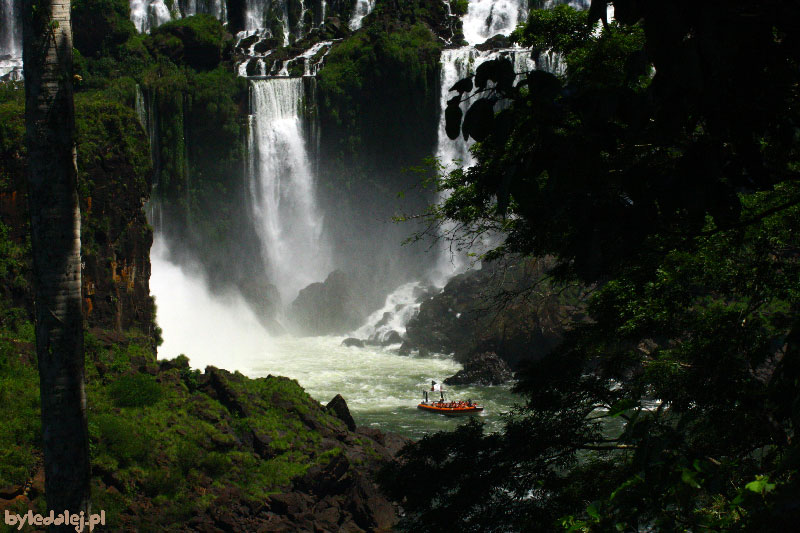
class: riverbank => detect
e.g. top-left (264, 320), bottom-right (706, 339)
top-left (0, 317), bottom-right (404, 531)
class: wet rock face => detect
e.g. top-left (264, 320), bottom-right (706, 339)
top-left (474, 33), bottom-right (511, 51)
top-left (0, 95), bottom-right (155, 337)
top-left (404, 258), bottom-right (588, 369)
top-left (288, 270), bottom-right (364, 335)
top-left (444, 352), bottom-right (513, 386)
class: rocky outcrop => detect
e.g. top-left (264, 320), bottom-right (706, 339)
top-left (405, 258), bottom-right (588, 369)
top-left (475, 34), bottom-right (511, 51)
top-left (444, 352), bottom-right (514, 386)
top-left (326, 393), bottom-right (357, 431)
top-left (342, 337), bottom-right (365, 348)
top-left (289, 270), bottom-right (364, 335)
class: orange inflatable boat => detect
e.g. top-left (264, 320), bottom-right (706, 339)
top-left (417, 386), bottom-right (483, 416)
top-left (417, 400), bottom-right (484, 416)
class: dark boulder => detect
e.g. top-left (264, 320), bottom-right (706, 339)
top-left (204, 366), bottom-right (252, 418)
top-left (444, 352), bottom-right (514, 386)
top-left (398, 341), bottom-right (413, 356)
top-left (326, 394), bottom-right (357, 431)
top-left (236, 33), bottom-right (260, 52)
top-left (380, 330), bottom-right (403, 346)
top-left (405, 258), bottom-right (588, 369)
top-left (342, 337), bottom-right (365, 348)
top-left (475, 34), bottom-right (511, 51)
top-left (289, 270), bottom-right (363, 335)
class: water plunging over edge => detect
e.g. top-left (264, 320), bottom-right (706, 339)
top-left (0, 0), bottom-right (22, 79)
top-left (247, 78), bottom-right (332, 306)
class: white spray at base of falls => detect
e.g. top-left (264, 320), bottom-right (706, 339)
top-left (248, 78), bottom-right (331, 305)
top-left (151, 235), bottom-right (272, 372)
top-left (0, 0), bottom-right (22, 79)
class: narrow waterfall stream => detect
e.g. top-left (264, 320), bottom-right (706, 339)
top-left (129, 0), bottom-right (227, 33)
top-left (349, 0), bottom-right (376, 30)
top-left (0, 0), bottom-right (22, 79)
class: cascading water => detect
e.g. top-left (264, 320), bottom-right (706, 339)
top-left (462, 0), bottom-right (528, 46)
top-left (353, 282), bottom-right (429, 344)
top-left (244, 0), bottom-right (290, 44)
top-left (130, 0), bottom-right (176, 33)
top-left (130, 0), bottom-right (227, 33)
top-left (0, 0), bottom-right (22, 80)
top-left (349, 0), bottom-right (375, 31)
top-left (431, 0), bottom-right (535, 283)
top-left (248, 78), bottom-right (331, 305)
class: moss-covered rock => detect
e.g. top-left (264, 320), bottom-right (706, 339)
top-left (145, 14), bottom-right (232, 71)
top-left (0, 84), bottom-right (155, 336)
top-left (72, 0), bottom-right (138, 58)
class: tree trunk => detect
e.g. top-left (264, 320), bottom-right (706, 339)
top-left (22, 0), bottom-right (91, 525)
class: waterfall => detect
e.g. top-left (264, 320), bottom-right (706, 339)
top-left (432, 48), bottom-right (490, 282)
top-left (248, 78), bottom-right (331, 305)
top-left (353, 282), bottom-right (429, 344)
top-left (463, 0), bottom-right (528, 46)
top-left (130, 0), bottom-right (175, 33)
top-left (130, 0), bottom-right (227, 33)
top-left (349, 0), bottom-right (375, 31)
top-left (0, 0), bottom-right (22, 80)
top-left (244, 0), bottom-right (289, 44)
top-left (432, 0), bottom-right (536, 283)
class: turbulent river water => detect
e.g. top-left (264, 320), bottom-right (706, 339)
top-left (150, 236), bottom-right (519, 439)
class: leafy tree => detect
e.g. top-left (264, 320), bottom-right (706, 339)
top-left (383, 1), bottom-right (800, 530)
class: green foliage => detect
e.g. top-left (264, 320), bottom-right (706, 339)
top-left (72, 0), bottom-right (138, 58)
top-left (512, 5), bottom-right (592, 55)
top-left (390, 1), bottom-right (800, 531)
top-left (92, 414), bottom-right (152, 466)
top-left (317, 16), bottom-right (442, 198)
top-left (0, 306), bottom-right (39, 489)
top-left (109, 374), bottom-right (163, 407)
top-left (0, 82), bottom-right (24, 160)
top-left (450, 0), bottom-right (469, 17)
top-left (145, 14), bottom-right (230, 71)
top-left (0, 223), bottom-right (30, 297)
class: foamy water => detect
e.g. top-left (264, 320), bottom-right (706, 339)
top-left (151, 235), bottom-right (518, 437)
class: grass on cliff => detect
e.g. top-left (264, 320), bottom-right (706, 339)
top-left (0, 298), bottom-right (349, 529)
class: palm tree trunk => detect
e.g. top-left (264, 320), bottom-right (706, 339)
top-left (22, 0), bottom-right (91, 524)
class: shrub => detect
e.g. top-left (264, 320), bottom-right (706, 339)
top-left (93, 414), bottom-right (152, 466)
top-left (200, 451), bottom-right (231, 477)
top-left (109, 373), bottom-right (163, 407)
